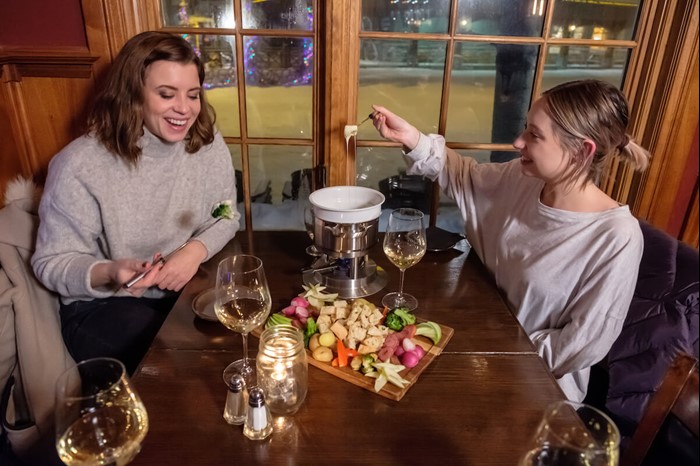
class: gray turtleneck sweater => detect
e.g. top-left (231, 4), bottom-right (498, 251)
top-left (32, 129), bottom-right (240, 303)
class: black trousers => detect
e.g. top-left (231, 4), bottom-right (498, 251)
top-left (59, 295), bottom-right (178, 375)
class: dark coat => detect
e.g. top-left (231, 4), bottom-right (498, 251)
top-left (605, 220), bottom-right (699, 428)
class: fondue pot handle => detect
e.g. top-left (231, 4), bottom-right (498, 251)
top-left (324, 223), bottom-right (373, 239)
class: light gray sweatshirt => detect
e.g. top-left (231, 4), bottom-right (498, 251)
top-left (32, 129), bottom-right (240, 304)
top-left (405, 133), bottom-right (643, 401)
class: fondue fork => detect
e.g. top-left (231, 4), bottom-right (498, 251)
top-left (358, 113), bottom-right (374, 127)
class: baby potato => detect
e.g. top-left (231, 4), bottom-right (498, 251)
top-left (318, 332), bottom-right (336, 348)
top-left (312, 346), bottom-right (333, 362)
top-left (308, 333), bottom-right (321, 352)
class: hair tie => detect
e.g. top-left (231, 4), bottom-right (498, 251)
top-left (617, 134), bottom-right (630, 152)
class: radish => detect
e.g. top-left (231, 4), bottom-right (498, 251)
top-left (291, 296), bottom-right (309, 308)
top-left (400, 350), bottom-right (421, 369)
top-left (402, 337), bottom-right (416, 353)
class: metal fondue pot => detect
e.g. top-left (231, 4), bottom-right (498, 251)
top-left (303, 186), bottom-right (388, 298)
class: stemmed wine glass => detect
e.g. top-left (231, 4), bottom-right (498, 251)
top-left (214, 255), bottom-right (272, 385)
top-left (382, 208), bottom-right (427, 311)
top-left (55, 357), bottom-right (149, 466)
top-left (520, 401), bottom-right (620, 466)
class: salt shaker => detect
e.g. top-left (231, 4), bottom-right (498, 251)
top-left (223, 373), bottom-right (246, 425)
top-left (243, 386), bottom-right (273, 440)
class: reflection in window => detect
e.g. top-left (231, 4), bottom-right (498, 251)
top-left (361, 0), bottom-right (451, 33)
top-left (456, 0), bottom-right (544, 37)
top-left (357, 39), bottom-right (446, 141)
top-left (161, 0), bottom-right (235, 28)
top-left (447, 43), bottom-right (538, 162)
top-left (234, 145), bottom-right (313, 230)
top-left (242, 0), bottom-right (313, 31)
top-left (542, 46), bottom-right (628, 91)
top-left (550, 1), bottom-right (641, 41)
top-left (186, 34), bottom-right (240, 137)
top-left (243, 36), bottom-right (313, 138)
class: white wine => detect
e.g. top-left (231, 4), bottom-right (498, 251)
top-left (56, 404), bottom-right (148, 466)
top-left (384, 247), bottom-right (425, 269)
top-left (383, 233), bottom-right (426, 270)
top-left (215, 297), bottom-right (270, 333)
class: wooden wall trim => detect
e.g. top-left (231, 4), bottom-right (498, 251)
top-left (324, 0), bottom-right (361, 187)
top-left (0, 47), bottom-right (96, 80)
top-left (633, 0), bottom-right (699, 235)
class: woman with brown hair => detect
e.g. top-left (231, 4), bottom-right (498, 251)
top-left (372, 79), bottom-right (650, 401)
top-left (32, 31), bottom-right (240, 373)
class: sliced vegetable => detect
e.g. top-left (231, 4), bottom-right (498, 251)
top-left (336, 339), bottom-right (359, 368)
top-left (415, 321), bottom-right (442, 345)
top-left (365, 362), bottom-right (410, 392)
top-left (265, 313), bottom-right (293, 329)
top-left (303, 317), bottom-right (318, 347)
top-left (301, 284), bottom-right (338, 308)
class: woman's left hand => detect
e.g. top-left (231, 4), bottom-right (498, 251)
top-left (153, 240), bottom-right (208, 291)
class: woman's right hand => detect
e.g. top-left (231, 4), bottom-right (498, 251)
top-left (91, 258), bottom-right (162, 297)
top-left (371, 104), bottom-right (421, 151)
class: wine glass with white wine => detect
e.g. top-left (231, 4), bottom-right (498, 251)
top-left (55, 357), bottom-right (148, 466)
top-left (214, 255), bottom-right (272, 386)
top-left (382, 208), bottom-right (427, 311)
top-left (520, 401), bottom-right (620, 466)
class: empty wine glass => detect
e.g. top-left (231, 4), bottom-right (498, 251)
top-left (214, 255), bottom-right (272, 386)
top-left (382, 208), bottom-right (427, 311)
top-left (520, 401), bottom-right (620, 466)
top-left (55, 357), bottom-right (148, 466)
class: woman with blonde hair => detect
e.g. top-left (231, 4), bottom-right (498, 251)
top-left (372, 79), bottom-right (650, 401)
top-left (32, 31), bottom-right (240, 374)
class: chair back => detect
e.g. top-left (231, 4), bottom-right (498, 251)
top-left (621, 353), bottom-right (699, 466)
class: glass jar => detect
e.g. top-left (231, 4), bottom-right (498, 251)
top-left (256, 325), bottom-right (308, 415)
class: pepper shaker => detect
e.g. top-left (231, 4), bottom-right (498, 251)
top-left (223, 373), bottom-right (247, 425)
top-left (243, 387), bottom-right (273, 440)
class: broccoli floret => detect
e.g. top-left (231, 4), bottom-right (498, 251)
top-left (361, 354), bottom-right (378, 374)
top-left (211, 200), bottom-right (234, 219)
top-left (384, 307), bottom-right (416, 331)
top-left (385, 312), bottom-right (404, 331)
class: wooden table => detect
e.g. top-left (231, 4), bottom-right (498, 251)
top-left (131, 231), bottom-right (565, 465)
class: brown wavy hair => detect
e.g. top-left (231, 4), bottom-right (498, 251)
top-left (541, 79), bottom-right (650, 187)
top-left (86, 31), bottom-right (216, 165)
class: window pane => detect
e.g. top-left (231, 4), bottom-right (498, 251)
top-left (189, 35), bottom-right (240, 137)
top-left (357, 39), bottom-right (446, 140)
top-left (361, 0), bottom-right (451, 33)
top-left (246, 145), bottom-right (313, 230)
top-left (446, 43), bottom-right (538, 155)
top-left (550, 1), bottom-right (642, 40)
top-left (542, 45), bottom-right (629, 91)
top-left (357, 146), bottom-right (434, 219)
top-left (161, 0), bottom-right (235, 28)
top-left (456, 0), bottom-right (544, 37)
top-left (242, 0), bottom-right (313, 31)
top-left (243, 36), bottom-right (313, 138)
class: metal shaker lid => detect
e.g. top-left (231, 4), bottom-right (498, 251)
top-left (226, 373), bottom-right (245, 393)
top-left (248, 386), bottom-right (266, 408)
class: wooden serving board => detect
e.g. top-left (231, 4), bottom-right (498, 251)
top-left (253, 319), bottom-right (453, 402)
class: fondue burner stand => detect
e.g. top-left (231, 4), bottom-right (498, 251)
top-left (302, 218), bottom-right (387, 299)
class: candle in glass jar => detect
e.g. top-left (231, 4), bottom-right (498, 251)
top-left (256, 325), bottom-right (308, 415)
